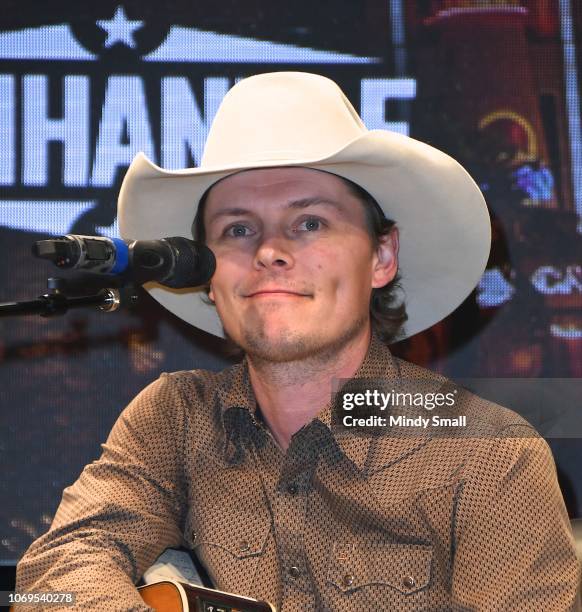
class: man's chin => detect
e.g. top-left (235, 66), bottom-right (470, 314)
top-left (239, 329), bottom-right (320, 363)
top-left (229, 316), bottom-right (368, 364)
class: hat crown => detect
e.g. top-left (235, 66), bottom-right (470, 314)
top-left (201, 72), bottom-right (368, 167)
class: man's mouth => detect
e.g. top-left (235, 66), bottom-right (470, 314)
top-left (245, 287), bottom-right (311, 298)
top-left (247, 290), bottom-right (309, 297)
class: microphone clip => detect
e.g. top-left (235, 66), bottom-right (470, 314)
top-left (0, 276), bottom-right (140, 319)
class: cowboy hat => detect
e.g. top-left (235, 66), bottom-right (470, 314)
top-left (118, 71), bottom-right (490, 342)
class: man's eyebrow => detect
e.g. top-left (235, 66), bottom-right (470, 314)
top-left (207, 197), bottom-right (344, 225)
top-left (287, 196), bottom-right (345, 211)
top-left (207, 207), bottom-right (252, 225)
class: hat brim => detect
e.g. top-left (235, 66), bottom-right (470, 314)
top-left (118, 129), bottom-right (490, 342)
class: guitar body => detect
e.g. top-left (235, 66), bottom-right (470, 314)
top-left (139, 580), bottom-right (188, 611)
top-left (138, 580), bottom-right (276, 612)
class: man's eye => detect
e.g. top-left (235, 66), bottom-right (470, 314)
top-left (297, 217), bottom-right (324, 232)
top-left (224, 223), bottom-right (251, 237)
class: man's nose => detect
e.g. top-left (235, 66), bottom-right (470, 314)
top-left (253, 234), bottom-right (294, 269)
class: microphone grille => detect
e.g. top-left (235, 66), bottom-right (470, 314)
top-left (161, 237), bottom-right (216, 289)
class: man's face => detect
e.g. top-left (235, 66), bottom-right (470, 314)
top-left (203, 167), bottom-right (398, 362)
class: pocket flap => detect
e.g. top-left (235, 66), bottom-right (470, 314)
top-left (191, 511), bottom-right (271, 560)
top-left (327, 542), bottom-right (432, 594)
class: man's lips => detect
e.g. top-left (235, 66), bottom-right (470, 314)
top-left (245, 290), bottom-right (311, 297)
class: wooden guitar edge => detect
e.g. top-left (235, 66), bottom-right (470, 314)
top-left (139, 580), bottom-right (188, 611)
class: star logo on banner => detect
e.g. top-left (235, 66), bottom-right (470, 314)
top-left (97, 6), bottom-right (144, 49)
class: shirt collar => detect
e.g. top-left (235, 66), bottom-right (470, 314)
top-left (217, 331), bottom-right (410, 470)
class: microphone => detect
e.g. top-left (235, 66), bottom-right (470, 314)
top-left (32, 235), bottom-right (216, 288)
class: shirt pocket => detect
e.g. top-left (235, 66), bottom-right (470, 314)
top-left (326, 541), bottom-right (433, 607)
top-left (188, 508), bottom-right (272, 597)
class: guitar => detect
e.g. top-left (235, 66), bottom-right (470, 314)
top-left (138, 579), bottom-right (276, 612)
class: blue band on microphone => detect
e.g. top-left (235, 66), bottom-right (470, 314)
top-left (110, 238), bottom-right (129, 274)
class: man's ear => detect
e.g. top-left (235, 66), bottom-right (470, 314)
top-left (371, 227), bottom-right (399, 289)
top-left (208, 284), bottom-right (215, 303)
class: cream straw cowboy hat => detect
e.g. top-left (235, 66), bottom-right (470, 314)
top-left (118, 71), bottom-right (490, 341)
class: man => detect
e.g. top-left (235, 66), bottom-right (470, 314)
top-left (16, 72), bottom-right (580, 610)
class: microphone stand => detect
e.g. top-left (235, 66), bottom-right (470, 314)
top-left (0, 277), bottom-right (139, 318)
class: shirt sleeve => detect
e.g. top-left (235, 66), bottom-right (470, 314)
top-left (451, 426), bottom-right (581, 611)
top-left (15, 373), bottom-right (189, 611)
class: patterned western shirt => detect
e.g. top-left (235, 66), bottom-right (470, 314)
top-left (15, 333), bottom-right (581, 610)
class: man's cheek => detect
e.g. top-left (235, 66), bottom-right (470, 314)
top-left (326, 277), bottom-right (343, 297)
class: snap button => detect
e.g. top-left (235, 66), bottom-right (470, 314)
top-left (288, 566), bottom-right (301, 579)
top-left (238, 540), bottom-right (250, 553)
top-left (342, 574), bottom-right (355, 587)
top-left (287, 482), bottom-right (299, 495)
top-left (403, 575), bottom-right (416, 589)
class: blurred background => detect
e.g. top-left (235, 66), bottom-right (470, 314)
top-left (0, 0), bottom-right (581, 582)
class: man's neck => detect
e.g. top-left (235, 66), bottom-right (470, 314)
top-left (246, 327), bottom-right (372, 451)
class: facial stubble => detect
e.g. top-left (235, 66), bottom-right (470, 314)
top-left (228, 298), bottom-right (370, 375)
